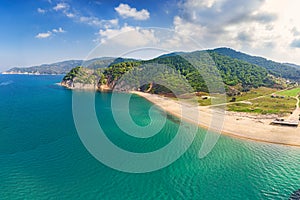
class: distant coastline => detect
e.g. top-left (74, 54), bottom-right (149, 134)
top-left (1, 71), bottom-right (64, 75)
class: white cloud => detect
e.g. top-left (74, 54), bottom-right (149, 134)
top-left (37, 8), bottom-right (46, 14)
top-left (52, 27), bottom-right (65, 33)
top-left (35, 31), bottom-right (52, 39)
top-left (80, 16), bottom-right (118, 28)
top-left (169, 0), bottom-right (300, 63)
top-left (53, 3), bottom-right (69, 11)
top-left (51, 2), bottom-right (116, 28)
top-left (35, 27), bottom-right (65, 39)
top-left (52, 3), bottom-right (76, 19)
top-left (159, 16), bottom-right (208, 50)
top-left (65, 12), bottom-right (75, 18)
top-left (98, 24), bottom-right (158, 47)
top-left (80, 16), bottom-right (102, 26)
top-left (115, 3), bottom-right (150, 20)
top-left (183, 0), bottom-right (217, 9)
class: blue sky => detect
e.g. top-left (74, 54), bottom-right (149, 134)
top-left (1, 0), bottom-right (300, 70)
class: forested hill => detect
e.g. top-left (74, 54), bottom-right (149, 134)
top-left (147, 51), bottom-right (279, 92)
top-left (284, 63), bottom-right (300, 70)
top-left (2, 58), bottom-right (118, 75)
top-left (61, 50), bottom-right (287, 93)
top-left (213, 47), bottom-right (300, 82)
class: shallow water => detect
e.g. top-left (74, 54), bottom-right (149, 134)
top-left (0, 74), bottom-right (300, 199)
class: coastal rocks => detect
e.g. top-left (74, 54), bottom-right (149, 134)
top-left (99, 84), bottom-right (112, 91)
top-left (60, 66), bottom-right (112, 91)
top-left (61, 79), bottom-right (74, 88)
top-left (61, 79), bottom-right (112, 91)
top-left (61, 80), bottom-right (99, 90)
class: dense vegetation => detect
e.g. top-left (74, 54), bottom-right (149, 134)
top-left (62, 66), bottom-right (104, 85)
top-left (62, 50), bottom-right (285, 94)
top-left (213, 47), bottom-right (300, 82)
top-left (146, 51), bottom-right (276, 92)
top-left (60, 49), bottom-right (300, 114)
top-left (103, 61), bottom-right (141, 87)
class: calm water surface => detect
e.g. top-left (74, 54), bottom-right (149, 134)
top-left (0, 74), bottom-right (300, 199)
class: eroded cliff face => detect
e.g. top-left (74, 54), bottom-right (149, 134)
top-left (60, 80), bottom-right (100, 90)
top-left (60, 66), bottom-right (112, 91)
top-left (60, 79), bottom-right (74, 88)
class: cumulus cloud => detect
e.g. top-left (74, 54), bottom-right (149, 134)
top-left (290, 39), bottom-right (300, 48)
top-left (53, 3), bottom-right (69, 11)
top-left (115, 3), bottom-right (150, 20)
top-left (35, 31), bottom-right (52, 39)
top-left (52, 2), bottom-right (76, 18)
top-left (179, 0), bottom-right (277, 31)
top-left (166, 0), bottom-right (281, 50)
top-left (291, 27), bottom-right (300, 37)
top-left (51, 2), bottom-right (116, 29)
top-left (98, 24), bottom-right (157, 47)
top-left (52, 27), bottom-right (65, 33)
top-left (65, 12), bottom-right (75, 18)
top-left (169, 0), bottom-right (300, 64)
top-left (79, 17), bottom-right (118, 28)
top-left (35, 27), bottom-right (65, 39)
top-left (236, 31), bottom-right (253, 43)
top-left (37, 8), bottom-right (46, 14)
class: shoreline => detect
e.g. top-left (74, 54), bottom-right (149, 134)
top-left (1, 72), bottom-right (64, 76)
top-left (60, 81), bottom-right (112, 91)
top-left (132, 91), bottom-right (300, 147)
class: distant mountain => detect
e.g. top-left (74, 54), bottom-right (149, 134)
top-left (2, 57), bottom-right (119, 75)
top-left (283, 63), bottom-right (300, 70)
top-left (212, 47), bottom-right (300, 82)
top-left (3, 60), bottom-right (83, 75)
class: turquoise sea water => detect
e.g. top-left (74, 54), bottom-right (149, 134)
top-left (0, 74), bottom-right (300, 199)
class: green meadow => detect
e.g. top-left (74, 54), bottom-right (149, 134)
top-left (276, 87), bottom-right (300, 97)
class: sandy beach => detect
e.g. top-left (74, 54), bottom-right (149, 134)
top-left (133, 91), bottom-right (300, 147)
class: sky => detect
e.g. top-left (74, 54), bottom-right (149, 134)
top-left (1, 0), bottom-right (300, 71)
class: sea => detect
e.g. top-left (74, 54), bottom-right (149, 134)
top-left (0, 74), bottom-right (300, 199)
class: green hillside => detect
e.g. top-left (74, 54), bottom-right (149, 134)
top-left (62, 50), bottom-right (285, 95)
top-left (213, 47), bottom-right (300, 82)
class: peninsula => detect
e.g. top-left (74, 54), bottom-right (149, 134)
top-left (58, 48), bottom-right (300, 146)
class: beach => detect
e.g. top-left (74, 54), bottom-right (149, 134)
top-left (133, 91), bottom-right (300, 147)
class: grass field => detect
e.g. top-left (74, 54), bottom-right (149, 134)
top-left (198, 87), bottom-right (277, 106)
top-left (197, 86), bottom-right (299, 114)
top-left (226, 96), bottom-right (297, 115)
top-left (276, 87), bottom-right (300, 97)
top-left (233, 87), bottom-right (277, 101)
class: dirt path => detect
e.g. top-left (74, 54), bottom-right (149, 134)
top-left (288, 95), bottom-right (300, 121)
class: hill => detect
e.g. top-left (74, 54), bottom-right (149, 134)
top-left (2, 58), bottom-right (117, 75)
top-left (213, 47), bottom-right (300, 82)
top-left (284, 63), bottom-right (300, 70)
top-left (61, 50), bottom-right (286, 94)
